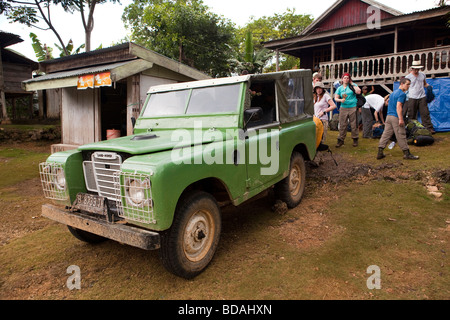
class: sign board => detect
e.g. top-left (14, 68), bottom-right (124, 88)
top-left (77, 72), bottom-right (112, 90)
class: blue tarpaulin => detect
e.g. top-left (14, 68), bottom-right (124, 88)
top-left (394, 77), bottom-right (450, 132)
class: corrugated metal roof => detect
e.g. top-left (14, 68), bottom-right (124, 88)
top-left (23, 60), bottom-right (133, 84)
top-left (0, 30), bottom-right (23, 48)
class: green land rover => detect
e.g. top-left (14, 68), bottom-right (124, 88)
top-left (39, 69), bottom-right (317, 279)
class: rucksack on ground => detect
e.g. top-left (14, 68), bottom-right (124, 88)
top-left (406, 119), bottom-right (434, 146)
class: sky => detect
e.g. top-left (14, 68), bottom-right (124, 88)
top-left (0, 0), bottom-right (444, 61)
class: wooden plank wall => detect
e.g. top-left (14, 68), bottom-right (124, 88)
top-left (46, 89), bottom-right (62, 119)
top-left (3, 62), bottom-right (33, 94)
top-left (61, 87), bottom-right (100, 145)
top-left (316, 0), bottom-right (395, 32)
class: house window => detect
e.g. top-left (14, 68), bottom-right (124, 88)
top-left (313, 47), bottom-right (343, 67)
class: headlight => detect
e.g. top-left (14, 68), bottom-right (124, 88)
top-left (54, 167), bottom-right (66, 190)
top-left (125, 178), bottom-right (150, 207)
top-left (39, 162), bottom-right (69, 201)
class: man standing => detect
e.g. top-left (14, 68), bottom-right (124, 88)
top-left (404, 60), bottom-right (435, 134)
top-left (377, 78), bottom-right (419, 160)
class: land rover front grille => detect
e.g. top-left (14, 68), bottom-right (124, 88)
top-left (83, 152), bottom-right (122, 201)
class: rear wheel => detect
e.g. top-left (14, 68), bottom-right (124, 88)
top-left (275, 152), bottom-right (306, 208)
top-left (159, 191), bottom-right (221, 279)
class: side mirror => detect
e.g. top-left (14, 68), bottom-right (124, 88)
top-left (244, 107), bottom-right (263, 126)
top-left (131, 117), bottom-right (136, 128)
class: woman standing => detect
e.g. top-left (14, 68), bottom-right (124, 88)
top-left (314, 82), bottom-right (336, 142)
top-left (334, 73), bottom-right (361, 147)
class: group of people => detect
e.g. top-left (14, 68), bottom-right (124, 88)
top-left (312, 60), bottom-right (435, 160)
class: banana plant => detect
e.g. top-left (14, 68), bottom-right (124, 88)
top-left (30, 32), bottom-right (53, 61)
top-left (229, 31), bottom-right (273, 75)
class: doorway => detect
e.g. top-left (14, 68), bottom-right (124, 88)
top-left (100, 82), bottom-right (127, 140)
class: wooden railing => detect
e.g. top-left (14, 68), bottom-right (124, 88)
top-left (319, 46), bottom-right (450, 84)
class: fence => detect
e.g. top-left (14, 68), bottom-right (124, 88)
top-left (319, 45), bottom-right (450, 84)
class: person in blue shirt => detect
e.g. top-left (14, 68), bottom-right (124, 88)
top-left (377, 78), bottom-right (419, 160)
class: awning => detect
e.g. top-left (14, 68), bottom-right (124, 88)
top-left (22, 59), bottom-right (153, 91)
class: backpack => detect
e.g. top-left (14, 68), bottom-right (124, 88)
top-left (372, 123), bottom-right (384, 138)
top-left (406, 119), bottom-right (434, 146)
top-left (329, 113), bottom-right (339, 131)
top-left (349, 84), bottom-right (366, 108)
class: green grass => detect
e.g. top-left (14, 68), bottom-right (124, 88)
top-left (0, 134), bottom-right (448, 300)
top-left (0, 147), bottom-right (50, 188)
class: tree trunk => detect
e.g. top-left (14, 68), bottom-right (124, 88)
top-left (84, 0), bottom-right (98, 52)
top-left (85, 31), bottom-right (92, 52)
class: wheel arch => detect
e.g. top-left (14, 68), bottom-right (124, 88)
top-left (178, 177), bottom-right (233, 209)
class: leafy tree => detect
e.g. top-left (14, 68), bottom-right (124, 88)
top-left (237, 8), bottom-right (313, 72)
top-left (1, 0), bottom-right (120, 54)
top-left (123, 0), bottom-right (237, 77)
top-left (58, 0), bottom-right (121, 52)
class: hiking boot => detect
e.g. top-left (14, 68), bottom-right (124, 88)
top-left (353, 138), bottom-right (359, 147)
top-left (336, 139), bottom-right (344, 148)
top-left (403, 149), bottom-right (419, 160)
top-left (377, 147), bottom-right (386, 160)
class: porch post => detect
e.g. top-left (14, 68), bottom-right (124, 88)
top-left (0, 48), bottom-right (11, 124)
top-left (331, 38), bottom-right (335, 62)
top-left (394, 27), bottom-right (398, 54)
top-left (276, 49), bottom-right (280, 72)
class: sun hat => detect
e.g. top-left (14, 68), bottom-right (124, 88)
top-left (313, 81), bottom-right (325, 91)
top-left (411, 60), bottom-right (424, 69)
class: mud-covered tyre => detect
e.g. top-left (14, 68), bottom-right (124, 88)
top-left (159, 191), bottom-right (221, 279)
top-left (67, 226), bottom-right (108, 244)
top-left (275, 151), bottom-right (306, 208)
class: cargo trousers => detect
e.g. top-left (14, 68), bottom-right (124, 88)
top-left (403, 97), bottom-right (434, 132)
top-left (338, 107), bottom-right (359, 141)
top-left (378, 115), bottom-right (409, 151)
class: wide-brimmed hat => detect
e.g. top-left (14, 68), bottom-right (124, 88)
top-left (411, 60), bottom-right (424, 69)
top-left (313, 81), bottom-right (325, 91)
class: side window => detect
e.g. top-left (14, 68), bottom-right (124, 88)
top-left (248, 81), bottom-right (277, 127)
top-left (287, 77), bottom-right (305, 117)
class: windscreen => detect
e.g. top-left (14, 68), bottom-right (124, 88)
top-left (142, 83), bottom-right (241, 118)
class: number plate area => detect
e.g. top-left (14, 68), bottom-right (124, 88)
top-left (73, 193), bottom-right (107, 216)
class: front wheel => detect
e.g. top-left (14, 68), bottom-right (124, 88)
top-left (275, 152), bottom-right (306, 208)
top-left (67, 226), bottom-right (107, 244)
top-left (159, 191), bottom-right (222, 279)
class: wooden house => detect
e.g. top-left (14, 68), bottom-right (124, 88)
top-left (0, 31), bottom-right (38, 123)
top-left (22, 42), bottom-right (210, 152)
top-left (264, 0), bottom-right (450, 94)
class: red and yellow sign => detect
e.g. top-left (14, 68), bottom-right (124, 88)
top-left (77, 72), bottom-right (112, 90)
top-left (95, 72), bottom-right (112, 87)
top-left (77, 74), bottom-right (94, 90)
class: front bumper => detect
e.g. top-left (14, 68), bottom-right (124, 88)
top-left (42, 204), bottom-right (160, 250)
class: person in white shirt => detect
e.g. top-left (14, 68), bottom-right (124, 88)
top-left (404, 60), bottom-right (435, 134)
top-left (361, 94), bottom-right (388, 138)
top-left (313, 82), bottom-right (337, 142)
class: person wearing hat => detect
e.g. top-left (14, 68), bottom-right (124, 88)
top-left (404, 60), bottom-right (435, 134)
top-left (314, 81), bottom-right (337, 142)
